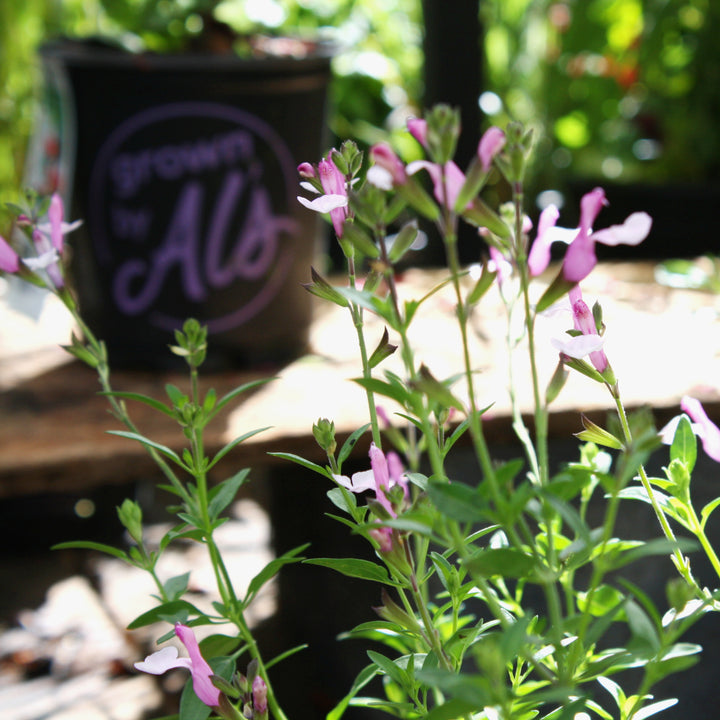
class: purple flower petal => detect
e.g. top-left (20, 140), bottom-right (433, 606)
top-left (175, 623), bottom-right (221, 707)
top-left (134, 645), bottom-right (191, 674)
top-left (590, 211), bottom-right (652, 246)
top-left (0, 235), bottom-right (19, 273)
top-left (478, 126), bottom-right (506, 171)
top-left (297, 194), bottom-right (349, 214)
top-left (407, 117), bottom-right (428, 147)
top-left (681, 396), bottom-right (720, 462)
top-left (551, 333), bottom-right (605, 359)
top-left (527, 204), bottom-right (561, 276)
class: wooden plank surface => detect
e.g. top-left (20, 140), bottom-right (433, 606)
top-left (2, 262), bottom-right (719, 497)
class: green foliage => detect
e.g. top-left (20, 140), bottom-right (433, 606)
top-left (482, 0), bottom-right (720, 189)
top-left (10, 98), bottom-right (720, 720)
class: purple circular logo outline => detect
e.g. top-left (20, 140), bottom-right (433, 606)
top-left (87, 101), bottom-right (299, 332)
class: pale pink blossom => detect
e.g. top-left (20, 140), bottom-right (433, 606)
top-left (406, 159), bottom-right (466, 210)
top-left (551, 292), bottom-right (609, 374)
top-left (527, 188), bottom-right (651, 280)
top-left (369, 143), bottom-right (407, 189)
top-left (297, 162), bottom-right (316, 179)
top-left (252, 675), bottom-right (268, 715)
top-left (478, 126), bottom-right (506, 171)
top-left (25, 193), bottom-right (82, 288)
top-left (297, 154), bottom-right (350, 237)
top-left (0, 235), bottom-right (19, 273)
top-left (527, 204), bottom-right (564, 276)
top-left (135, 623), bottom-right (220, 708)
top-left (562, 187), bottom-right (651, 283)
top-left (333, 443), bottom-right (409, 515)
top-left (679, 396), bottom-right (720, 462)
top-left (407, 117), bottom-right (428, 147)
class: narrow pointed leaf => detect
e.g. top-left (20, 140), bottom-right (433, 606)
top-left (305, 557), bottom-right (397, 585)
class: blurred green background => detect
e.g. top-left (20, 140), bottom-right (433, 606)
top-left (1, 0), bottom-right (719, 235)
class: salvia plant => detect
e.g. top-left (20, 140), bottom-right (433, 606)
top-left (2, 105), bottom-right (720, 720)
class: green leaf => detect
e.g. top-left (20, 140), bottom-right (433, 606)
top-left (99, 390), bottom-right (175, 417)
top-left (210, 378), bottom-right (275, 418)
top-left (207, 469), bottom-right (250, 520)
top-left (51, 540), bottom-right (129, 561)
top-left (338, 424), bottom-right (371, 467)
top-left (304, 266), bottom-right (351, 307)
top-left (266, 643), bottom-right (309, 670)
top-left (352, 376), bottom-right (412, 408)
top-left (387, 220), bottom-right (419, 263)
top-left (576, 584), bottom-right (625, 617)
top-left (267, 451), bottom-right (333, 478)
top-left (327, 664), bottom-right (380, 720)
top-left (608, 537), bottom-right (698, 570)
top-left (244, 544), bottom-right (309, 603)
top-left (106, 431), bottom-right (186, 466)
top-left (207, 427), bottom-right (270, 469)
top-left (440, 418), bottom-right (470, 458)
top-left (410, 365), bottom-right (465, 412)
top-left (536, 269), bottom-right (577, 314)
top-left (575, 415), bottom-right (624, 450)
top-left (127, 600), bottom-right (207, 629)
top-left (165, 383), bottom-right (187, 407)
top-left (701, 496), bottom-right (720, 529)
top-left (670, 414), bottom-right (697, 474)
top-left (179, 681), bottom-right (211, 720)
top-left (464, 548), bottom-right (536, 579)
top-left (427, 481), bottom-right (490, 523)
top-left (327, 486), bottom-right (357, 514)
top-left (202, 388), bottom-right (217, 414)
top-left (179, 655), bottom-right (235, 720)
top-left (304, 557), bottom-right (396, 585)
top-left (624, 599), bottom-right (661, 652)
top-left (198, 634), bottom-right (242, 659)
top-left (366, 650), bottom-right (410, 688)
top-left (163, 572), bottom-right (190, 601)
top-left (416, 668), bottom-right (490, 707)
top-left (368, 327), bottom-right (397, 369)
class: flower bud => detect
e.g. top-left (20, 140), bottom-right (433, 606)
top-left (117, 499), bottom-right (144, 544)
top-left (313, 417), bottom-right (337, 455)
top-left (297, 162), bottom-right (316, 179)
top-left (252, 676), bottom-right (268, 717)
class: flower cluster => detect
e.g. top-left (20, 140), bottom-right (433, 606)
top-left (5, 103), bottom-right (720, 720)
top-left (0, 191), bottom-right (81, 289)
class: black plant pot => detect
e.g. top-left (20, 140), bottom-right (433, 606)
top-left (35, 38), bottom-right (333, 370)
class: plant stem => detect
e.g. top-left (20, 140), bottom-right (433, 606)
top-left (612, 392), bottom-right (704, 591)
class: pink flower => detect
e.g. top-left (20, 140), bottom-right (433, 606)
top-left (406, 159), bottom-right (466, 210)
top-left (25, 193), bottom-right (82, 288)
top-left (35, 193), bottom-right (82, 254)
top-left (369, 527), bottom-right (394, 553)
top-left (135, 623), bottom-right (220, 708)
top-left (332, 443), bottom-right (409, 516)
top-left (571, 297), bottom-right (609, 373)
top-left (488, 245), bottom-right (512, 286)
top-left (0, 235), bottom-right (19, 273)
top-left (527, 188), bottom-right (652, 280)
top-left (297, 162), bottom-right (316, 179)
top-left (562, 187), bottom-right (652, 283)
top-left (369, 143), bottom-right (407, 189)
top-left (407, 117), bottom-right (428, 147)
top-left (297, 154), bottom-right (349, 237)
top-left (0, 194), bottom-right (80, 283)
top-left (680, 396), bottom-right (720, 462)
top-left (252, 675), bottom-right (268, 715)
top-left (527, 204), bottom-right (564, 276)
top-left (551, 290), bottom-right (609, 374)
top-left (478, 126), bottom-right (506, 171)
